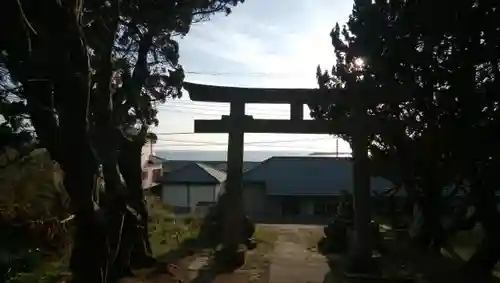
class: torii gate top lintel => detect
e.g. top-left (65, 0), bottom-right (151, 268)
top-left (183, 81), bottom-right (328, 104)
top-left (182, 82), bottom-right (410, 134)
top-left (183, 82), bottom-right (409, 105)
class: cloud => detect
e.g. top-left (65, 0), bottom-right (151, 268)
top-left (178, 0), bottom-right (353, 88)
top-left (155, 0), bottom-right (355, 152)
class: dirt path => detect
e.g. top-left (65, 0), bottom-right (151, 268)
top-left (263, 224), bottom-right (330, 283)
top-left (124, 224), bottom-right (330, 283)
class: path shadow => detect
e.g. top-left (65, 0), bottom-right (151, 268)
top-left (321, 254), bottom-right (348, 283)
top-left (141, 237), bottom-right (206, 282)
top-left (155, 237), bottom-right (200, 263)
top-left (254, 216), bottom-right (330, 225)
top-left (187, 253), bottom-right (248, 283)
top-left (317, 226), bottom-right (415, 283)
top-left (376, 228), bottom-right (500, 283)
top-left (189, 261), bottom-right (219, 283)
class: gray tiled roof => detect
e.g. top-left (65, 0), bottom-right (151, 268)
top-left (162, 162), bottom-right (226, 184)
top-left (162, 160), bottom-right (193, 173)
top-left (212, 162), bottom-right (261, 172)
top-left (149, 155), bottom-right (167, 165)
top-left (242, 156), bottom-right (393, 196)
top-left (162, 160), bottom-right (259, 173)
top-left (197, 163), bottom-right (227, 182)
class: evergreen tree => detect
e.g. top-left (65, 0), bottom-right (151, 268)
top-left (313, 0), bottom-right (500, 278)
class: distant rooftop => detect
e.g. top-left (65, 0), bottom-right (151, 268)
top-left (308, 152), bottom-right (352, 157)
top-left (162, 162), bottom-right (227, 184)
top-left (242, 156), bottom-right (393, 196)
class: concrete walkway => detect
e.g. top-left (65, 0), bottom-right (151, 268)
top-left (266, 225), bottom-right (330, 283)
top-left (129, 224), bottom-right (333, 283)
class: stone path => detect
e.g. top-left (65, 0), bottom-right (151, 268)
top-left (129, 224), bottom-right (334, 283)
top-left (265, 224), bottom-right (331, 283)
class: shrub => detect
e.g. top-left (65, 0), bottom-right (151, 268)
top-left (0, 148), bottom-right (72, 281)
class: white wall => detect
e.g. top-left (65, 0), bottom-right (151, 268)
top-left (188, 184), bottom-right (217, 211)
top-left (162, 184), bottom-right (189, 207)
top-left (142, 163), bottom-right (162, 189)
top-left (216, 183), bottom-right (225, 199)
top-left (162, 183), bottom-right (220, 212)
top-left (141, 141), bottom-right (153, 168)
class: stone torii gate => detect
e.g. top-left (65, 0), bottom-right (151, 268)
top-left (183, 82), bottom-right (403, 266)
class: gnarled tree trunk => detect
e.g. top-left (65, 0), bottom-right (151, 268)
top-left (118, 133), bottom-right (155, 269)
top-left (463, 179), bottom-right (500, 281)
top-left (8, 0), bottom-right (109, 282)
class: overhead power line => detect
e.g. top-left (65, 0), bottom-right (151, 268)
top-left (156, 101), bottom-right (313, 119)
top-left (155, 132), bottom-right (201, 135)
top-left (154, 144), bottom-right (351, 153)
top-left (154, 142), bottom-right (344, 151)
top-left (157, 101), bottom-right (295, 115)
top-left (155, 136), bottom-right (334, 145)
top-left (153, 136), bottom-right (346, 151)
top-left (184, 71), bottom-right (308, 77)
top-left (157, 109), bottom-right (289, 118)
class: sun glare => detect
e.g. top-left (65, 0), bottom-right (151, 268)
top-left (354, 57), bottom-right (365, 68)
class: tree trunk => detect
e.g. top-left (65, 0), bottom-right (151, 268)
top-left (118, 135), bottom-right (155, 269)
top-left (5, 0), bottom-right (111, 282)
top-left (90, 4), bottom-right (135, 279)
top-left (53, 40), bottom-right (107, 283)
top-left (463, 181), bottom-right (500, 281)
top-left (421, 181), bottom-right (444, 250)
top-left (410, 172), bottom-right (443, 251)
top-left (48, 1), bottom-right (108, 281)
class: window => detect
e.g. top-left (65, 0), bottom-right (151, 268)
top-left (314, 200), bottom-right (338, 216)
top-left (314, 201), bottom-right (327, 215)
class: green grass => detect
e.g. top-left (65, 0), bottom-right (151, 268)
top-left (146, 194), bottom-right (202, 257)
top-left (6, 257), bottom-right (70, 283)
top-left (5, 193), bottom-right (202, 283)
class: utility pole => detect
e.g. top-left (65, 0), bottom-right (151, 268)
top-left (336, 137), bottom-right (339, 157)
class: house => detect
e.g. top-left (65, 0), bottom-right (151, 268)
top-left (161, 162), bottom-right (226, 213)
top-left (241, 156), bottom-right (394, 221)
top-left (141, 141), bottom-right (162, 189)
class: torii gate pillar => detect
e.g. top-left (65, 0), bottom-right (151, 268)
top-left (223, 101), bottom-right (245, 250)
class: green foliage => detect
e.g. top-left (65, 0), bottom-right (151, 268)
top-left (0, 148), bottom-right (72, 281)
top-left (313, 0), bottom-right (500, 274)
top-left (145, 193), bottom-right (202, 257)
top-left (0, 2), bottom-right (245, 280)
top-left (85, 0), bottom-right (245, 137)
top-left (313, 0), bottom-right (500, 188)
top-left (0, 59), bottom-right (33, 149)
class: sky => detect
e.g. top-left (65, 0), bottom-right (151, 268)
top-left (153, 0), bottom-right (354, 153)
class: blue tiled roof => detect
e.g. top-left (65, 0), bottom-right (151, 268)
top-left (242, 156), bottom-right (393, 196)
top-left (162, 163), bottom-right (226, 184)
top-left (162, 160), bottom-right (260, 173)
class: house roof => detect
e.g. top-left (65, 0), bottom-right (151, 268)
top-left (212, 161), bottom-right (261, 173)
top-left (162, 160), bottom-right (194, 173)
top-left (149, 155), bottom-right (167, 165)
top-left (197, 163), bottom-right (227, 182)
top-left (242, 156), bottom-right (393, 196)
top-left (162, 162), bottom-right (226, 184)
top-left (161, 159), bottom-right (260, 173)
